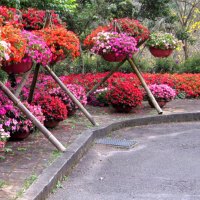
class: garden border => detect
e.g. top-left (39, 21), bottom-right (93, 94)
top-left (20, 112), bottom-right (200, 200)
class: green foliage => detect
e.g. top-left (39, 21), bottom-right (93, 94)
top-left (180, 54), bottom-right (200, 73)
top-left (153, 57), bottom-right (179, 73)
top-left (0, 70), bottom-right (8, 83)
top-left (138, 0), bottom-right (172, 20)
top-left (1, 0), bottom-right (77, 13)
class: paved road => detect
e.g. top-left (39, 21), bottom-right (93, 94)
top-left (48, 122), bottom-right (200, 200)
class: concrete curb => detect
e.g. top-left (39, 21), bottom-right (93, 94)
top-left (20, 112), bottom-right (200, 200)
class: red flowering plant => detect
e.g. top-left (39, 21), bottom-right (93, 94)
top-left (35, 26), bottom-right (80, 64)
top-left (106, 80), bottom-right (143, 112)
top-left (22, 8), bottom-right (64, 30)
top-left (33, 94), bottom-right (68, 122)
top-left (0, 6), bottom-right (22, 28)
top-left (49, 83), bottom-right (87, 116)
top-left (109, 18), bottom-right (150, 46)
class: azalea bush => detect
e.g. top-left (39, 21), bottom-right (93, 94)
top-left (22, 30), bottom-right (52, 66)
top-left (49, 84), bottom-right (87, 116)
top-left (148, 84), bottom-right (176, 101)
top-left (0, 102), bottom-right (45, 136)
top-left (34, 95), bottom-right (68, 122)
top-left (35, 26), bottom-right (80, 63)
top-left (106, 80), bottom-right (143, 109)
top-left (91, 31), bottom-right (138, 58)
top-left (146, 32), bottom-right (180, 50)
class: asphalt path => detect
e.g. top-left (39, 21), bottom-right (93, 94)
top-left (48, 122), bottom-right (200, 200)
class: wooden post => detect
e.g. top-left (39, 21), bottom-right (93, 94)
top-left (128, 58), bottom-right (163, 114)
top-left (45, 66), bottom-right (98, 126)
top-left (28, 64), bottom-right (40, 103)
top-left (86, 60), bottom-right (126, 96)
top-left (14, 69), bottom-right (32, 98)
top-left (0, 81), bottom-right (66, 152)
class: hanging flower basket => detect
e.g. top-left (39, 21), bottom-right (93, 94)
top-left (2, 58), bottom-right (33, 74)
top-left (149, 47), bottom-right (173, 58)
top-left (101, 52), bottom-right (127, 62)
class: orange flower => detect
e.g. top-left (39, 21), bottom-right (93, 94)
top-left (1, 25), bottom-right (27, 63)
top-left (34, 26), bottom-right (80, 63)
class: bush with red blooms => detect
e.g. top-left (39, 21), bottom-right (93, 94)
top-left (22, 8), bottom-right (64, 30)
top-left (84, 18), bottom-right (149, 49)
top-left (35, 26), bottom-right (80, 63)
top-left (106, 80), bottom-right (143, 109)
top-left (34, 95), bottom-right (68, 122)
top-left (0, 6), bottom-right (21, 27)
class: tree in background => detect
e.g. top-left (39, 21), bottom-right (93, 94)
top-left (173, 0), bottom-right (200, 60)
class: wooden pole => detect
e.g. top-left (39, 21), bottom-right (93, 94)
top-left (128, 58), bottom-right (163, 114)
top-left (28, 64), bottom-right (40, 103)
top-left (45, 66), bottom-right (98, 126)
top-left (14, 69), bottom-right (32, 98)
top-left (0, 81), bottom-right (66, 152)
top-left (86, 60), bottom-right (126, 97)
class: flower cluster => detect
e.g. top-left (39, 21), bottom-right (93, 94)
top-left (1, 24), bottom-right (27, 63)
top-left (106, 80), bottom-right (143, 108)
top-left (0, 102), bottom-right (45, 135)
top-left (49, 84), bottom-right (87, 115)
top-left (146, 32), bottom-right (180, 50)
top-left (22, 30), bottom-right (52, 66)
top-left (22, 8), bottom-right (63, 30)
top-left (148, 84), bottom-right (176, 101)
top-left (91, 31), bottom-right (138, 58)
top-left (34, 95), bottom-right (68, 121)
top-left (0, 6), bottom-right (21, 28)
top-left (109, 18), bottom-right (150, 45)
top-left (0, 123), bottom-right (10, 142)
top-left (35, 26), bottom-right (80, 63)
top-left (84, 18), bottom-right (149, 49)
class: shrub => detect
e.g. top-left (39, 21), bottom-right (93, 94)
top-left (34, 95), bottom-right (68, 122)
top-left (106, 80), bottom-right (143, 108)
top-left (181, 54), bottom-right (200, 73)
top-left (49, 84), bottom-right (87, 116)
top-left (153, 57), bottom-right (180, 73)
top-left (148, 84), bottom-right (176, 101)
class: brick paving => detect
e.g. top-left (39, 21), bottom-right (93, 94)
top-left (0, 99), bottom-right (200, 200)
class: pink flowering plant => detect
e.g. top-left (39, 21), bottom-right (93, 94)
top-left (0, 102), bottom-right (45, 135)
top-left (149, 84), bottom-right (176, 101)
top-left (22, 30), bottom-right (52, 66)
top-left (91, 31), bottom-right (138, 57)
top-left (49, 84), bottom-right (87, 115)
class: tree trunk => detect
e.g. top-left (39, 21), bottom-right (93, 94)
top-left (183, 40), bottom-right (189, 60)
